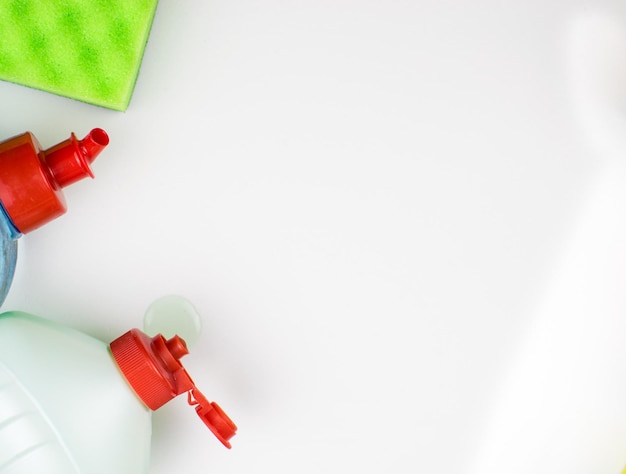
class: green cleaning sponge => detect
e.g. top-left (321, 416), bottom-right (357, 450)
top-left (0, 0), bottom-right (159, 111)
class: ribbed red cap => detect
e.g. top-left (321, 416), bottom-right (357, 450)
top-left (110, 328), bottom-right (237, 448)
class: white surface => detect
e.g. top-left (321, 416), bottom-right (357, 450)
top-left (1, 1), bottom-right (626, 473)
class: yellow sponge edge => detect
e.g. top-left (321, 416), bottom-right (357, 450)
top-left (0, 0), bottom-right (159, 111)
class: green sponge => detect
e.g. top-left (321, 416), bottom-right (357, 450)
top-left (0, 0), bottom-right (159, 111)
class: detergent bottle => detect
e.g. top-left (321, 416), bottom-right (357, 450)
top-left (0, 128), bottom-right (109, 304)
top-left (0, 296), bottom-right (236, 474)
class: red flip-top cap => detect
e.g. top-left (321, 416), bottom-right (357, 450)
top-left (0, 128), bottom-right (108, 233)
top-left (109, 328), bottom-right (237, 448)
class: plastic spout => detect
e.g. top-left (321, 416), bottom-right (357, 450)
top-left (44, 128), bottom-right (109, 188)
top-left (189, 389), bottom-right (237, 449)
top-left (0, 128), bottom-right (109, 234)
top-left (110, 329), bottom-right (237, 448)
top-left (79, 128), bottom-right (109, 165)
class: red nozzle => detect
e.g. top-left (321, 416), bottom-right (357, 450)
top-left (45, 128), bottom-right (109, 187)
top-left (110, 329), bottom-right (237, 448)
top-left (0, 128), bottom-right (108, 233)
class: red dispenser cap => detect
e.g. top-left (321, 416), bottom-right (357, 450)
top-left (110, 329), bottom-right (237, 448)
top-left (0, 128), bottom-right (108, 233)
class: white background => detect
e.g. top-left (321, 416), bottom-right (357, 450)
top-left (1, 1), bottom-right (626, 473)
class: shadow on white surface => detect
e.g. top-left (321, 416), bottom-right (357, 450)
top-left (471, 10), bottom-right (626, 474)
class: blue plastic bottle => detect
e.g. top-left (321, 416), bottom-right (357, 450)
top-left (0, 208), bottom-right (17, 307)
top-left (0, 128), bottom-right (108, 304)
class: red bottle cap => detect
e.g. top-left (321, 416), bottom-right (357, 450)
top-left (0, 128), bottom-right (108, 234)
top-left (110, 328), bottom-right (237, 448)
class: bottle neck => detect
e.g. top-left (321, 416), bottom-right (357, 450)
top-left (0, 202), bottom-right (21, 240)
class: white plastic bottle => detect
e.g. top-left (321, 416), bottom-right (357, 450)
top-left (0, 300), bottom-right (236, 474)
